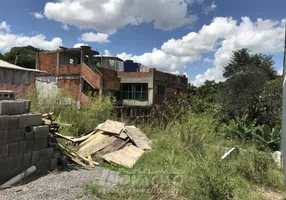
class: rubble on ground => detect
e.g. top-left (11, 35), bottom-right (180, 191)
top-left (45, 117), bottom-right (152, 169)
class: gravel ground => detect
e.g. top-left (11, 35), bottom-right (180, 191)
top-left (0, 166), bottom-right (121, 200)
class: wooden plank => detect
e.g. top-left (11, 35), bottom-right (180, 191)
top-left (54, 132), bottom-right (75, 143)
top-left (72, 130), bottom-right (96, 143)
top-left (78, 131), bottom-right (106, 148)
top-left (71, 157), bottom-right (88, 168)
top-left (87, 155), bottom-right (95, 168)
top-left (101, 145), bottom-right (144, 168)
top-left (118, 130), bottom-right (128, 139)
top-left (98, 138), bottom-right (129, 156)
top-left (125, 126), bottom-right (152, 151)
top-left (98, 120), bottom-right (124, 135)
top-left (77, 135), bottom-right (117, 157)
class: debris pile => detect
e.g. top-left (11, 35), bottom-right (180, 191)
top-left (48, 119), bottom-right (152, 168)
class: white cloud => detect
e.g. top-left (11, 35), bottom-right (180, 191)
top-left (80, 32), bottom-right (110, 43)
top-left (0, 21), bottom-right (10, 33)
top-left (117, 48), bottom-right (199, 72)
top-left (193, 17), bottom-right (285, 86)
top-left (33, 12), bottom-right (44, 19)
top-left (73, 43), bottom-right (88, 48)
top-left (171, 71), bottom-right (180, 75)
top-left (203, 57), bottom-right (213, 63)
top-left (115, 17), bottom-right (285, 86)
top-left (44, 0), bottom-right (197, 34)
top-left (62, 24), bottom-right (69, 31)
top-left (104, 50), bottom-right (111, 56)
top-left (203, 1), bottom-right (217, 14)
top-left (183, 72), bottom-right (189, 78)
top-left (0, 21), bottom-right (63, 52)
top-left (277, 68), bottom-right (283, 76)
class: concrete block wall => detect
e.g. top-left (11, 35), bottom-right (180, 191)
top-left (0, 90), bottom-right (58, 185)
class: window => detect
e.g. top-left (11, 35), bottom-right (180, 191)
top-left (0, 69), bottom-right (29, 84)
top-left (121, 83), bottom-right (148, 101)
top-left (157, 85), bottom-right (165, 96)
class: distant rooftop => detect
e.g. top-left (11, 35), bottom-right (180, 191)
top-left (0, 59), bottom-right (46, 73)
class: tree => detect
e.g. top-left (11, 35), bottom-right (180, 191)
top-left (2, 46), bottom-right (42, 69)
top-left (0, 53), bottom-right (3, 60)
top-left (258, 77), bottom-right (282, 126)
top-left (197, 80), bottom-right (224, 103)
top-left (221, 49), bottom-right (277, 121)
top-left (223, 48), bottom-right (277, 80)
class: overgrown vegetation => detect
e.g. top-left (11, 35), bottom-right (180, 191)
top-left (27, 48), bottom-right (284, 199)
top-left (27, 87), bottom-right (115, 136)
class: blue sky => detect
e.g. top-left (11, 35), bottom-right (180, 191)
top-left (0, 0), bottom-right (285, 86)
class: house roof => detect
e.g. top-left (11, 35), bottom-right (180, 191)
top-left (0, 60), bottom-right (46, 73)
top-left (94, 56), bottom-right (124, 62)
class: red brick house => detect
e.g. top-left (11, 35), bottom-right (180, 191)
top-left (0, 59), bottom-right (45, 98)
top-left (36, 46), bottom-right (122, 106)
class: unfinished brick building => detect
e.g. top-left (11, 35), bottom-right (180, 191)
top-left (36, 46), bottom-right (122, 106)
top-left (118, 68), bottom-right (188, 107)
top-left (36, 46), bottom-right (188, 112)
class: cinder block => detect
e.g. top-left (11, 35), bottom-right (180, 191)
top-left (9, 115), bottom-right (20, 129)
top-left (0, 167), bottom-right (22, 185)
top-left (50, 158), bottom-right (58, 171)
top-left (0, 100), bottom-right (26, 115)
top-left (0, 90), bottom-right (15, 100)
top-left (26, 140), bottom-right (34, 152)
top-left (36, 160), bottom-right (49, 171)
top-left (19, 113), bottom-right (42, 128)
top-left (0, 144), bottom-right (8, 157)
top-left (34, 125), bottom-right (49, 139)
top-left (18, 99), bottom-right (31, 113)
top-left (8, 128), bottom-right (25, 142)
top-left (0, 115), bottom-right (9, 130)
top-left (18, 141), bottom-right (27, 153)
top-left (25, 127), bottom-right (34, 140)
top-left (0, 130), bottom-right (8, 144)
top-left (40, 148), bottom-right (54, 160)
top-left (0, 156), bottom-right (15, 170)
top-left (34, 138), bottom-right (48, 150)
top-left (23, 152), bottom-right (31, 167)
top-left (14, 153), bottom-right (23, 168)
top-left (32, 151), bottom-right (40, 164)
top-left (8, 142), bottom-right (18, 156)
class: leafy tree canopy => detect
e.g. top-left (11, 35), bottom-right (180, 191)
top-left (223, 48), bottom-right (277, 79)
top-left (1, 46), bottom-right (42, 69)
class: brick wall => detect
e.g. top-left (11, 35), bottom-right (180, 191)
top-left (118, 68), bottom-right (154, 78)
top-left (58, 79), bottom-right (80, 101)
top-left (38, 53), bottom-right (57, 75)
top-left (58, 65), bottom-right (81, 75)
top-left (0, 72), bottom-right (37, 99)
top-left (98, 67), bottom-right (120, 91)
top-left (82, 63), bottom-right (101, 89)
top-left (0, 92), bottom-right (58, 184)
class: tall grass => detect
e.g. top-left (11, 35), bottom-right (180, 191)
top-left (27, 87), bottom-right (115, 136)
top-left (85, 109), bottom-right (284, 199)
top-left (26, 88), bottom-right (284, 199)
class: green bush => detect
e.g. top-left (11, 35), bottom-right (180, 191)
top-left (188, 159), bottom-right (235, 200)
top-left (232, 150), bottom-right (283, 189)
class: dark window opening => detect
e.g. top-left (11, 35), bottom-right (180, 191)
top-left (82, 80), bottom-right (98, 96)
top-left (0, 69), bottom-right (29, 85)
top-left (121, 83), bottom-right (148, 101)
top-left (157, 85), bottom-right (165, 96)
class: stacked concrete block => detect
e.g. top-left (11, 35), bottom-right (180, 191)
top-left (0, 90), bottom-right (58, 185)
top-left (0, 90), bottom-right (15, 100)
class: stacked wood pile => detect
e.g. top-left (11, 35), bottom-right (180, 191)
top-left (45, 118), bottom-right (152, 168)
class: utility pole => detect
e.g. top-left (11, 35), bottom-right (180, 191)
top-left (282, 26), bottom-right (286, 184)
